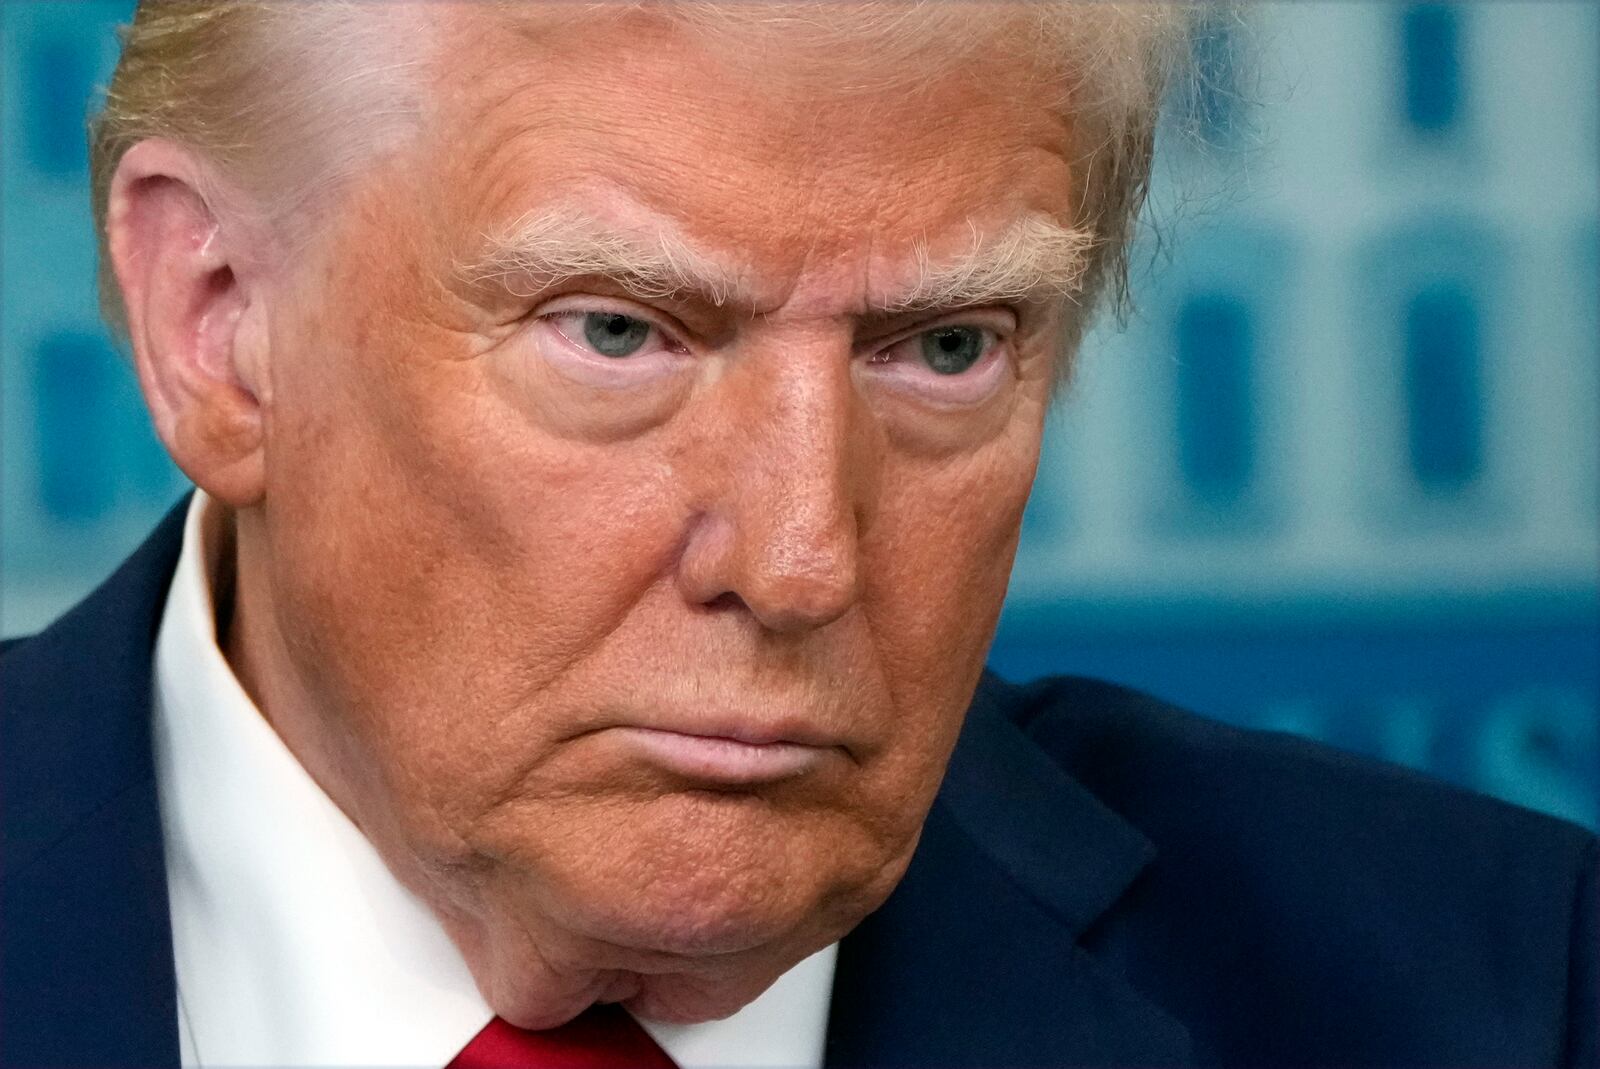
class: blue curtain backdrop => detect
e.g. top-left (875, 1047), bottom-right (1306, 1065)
top-left (3, 2), bottom-right (1596, 829)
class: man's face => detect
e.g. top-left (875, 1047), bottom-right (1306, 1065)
top-left (246, 6), bottom-right (1075, 1026)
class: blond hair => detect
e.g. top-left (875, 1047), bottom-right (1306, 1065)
top-left (89, 1), bottom-right (1200, 341)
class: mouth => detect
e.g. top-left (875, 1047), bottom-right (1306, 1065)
top-left (605, 726), bottom-right (844, 786)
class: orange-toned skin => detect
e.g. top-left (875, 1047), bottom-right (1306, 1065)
top-left (111, 6), bottom-right (1077, 1031)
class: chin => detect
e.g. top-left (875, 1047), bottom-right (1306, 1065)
top-left (458, 788), bottom-right (912, 1028)
top-left (528, 792), bottom-right (858, 955)
top-left (570, 845), bottom-right (815, 958)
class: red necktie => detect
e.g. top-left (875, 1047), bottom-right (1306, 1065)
top-left (447, 1004), bottom-right (680, 1069)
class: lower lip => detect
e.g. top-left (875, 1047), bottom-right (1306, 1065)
top-left (610, 727), bottom-right (831, 785)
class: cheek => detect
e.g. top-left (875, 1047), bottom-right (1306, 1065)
top-left (830, 435), bottom-right (1038, 840)
top-left (260, 317), bottom-right (691, 812)
top-left (864, 413), bottom-right (1042, 703)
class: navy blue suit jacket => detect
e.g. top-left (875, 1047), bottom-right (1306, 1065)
top-left (4, 500), bottom-right (1597, 1067)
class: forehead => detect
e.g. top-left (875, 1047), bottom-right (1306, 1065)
top-left (418, 3), bottom-right (1078, 310)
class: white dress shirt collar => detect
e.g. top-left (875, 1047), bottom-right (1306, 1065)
top-left (152, 491), bottom-right (836, 1067)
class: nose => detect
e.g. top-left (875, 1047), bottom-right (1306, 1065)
top-left (677, 348), bottom-right (865, 634)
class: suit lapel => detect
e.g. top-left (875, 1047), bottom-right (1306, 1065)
top-left (825, 675), bottom-right (1192, 1067)
top-left (1, 498), bottom-right (191, 1068)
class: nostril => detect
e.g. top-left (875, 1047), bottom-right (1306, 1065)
top-left (701, 591), bottom-right (748, 614)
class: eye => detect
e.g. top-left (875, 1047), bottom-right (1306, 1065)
top-left (570, 311), bottom-right (657, 358)
top-left (528, 301), bottom-right (692, 391)
top-left (919, 326), bottom-right (990, 375)
top-left (871, 324), bottom-right (1000, 376)
top-left (538, 307), bottom-right (683, 364)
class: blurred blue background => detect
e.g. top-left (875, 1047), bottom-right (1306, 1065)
top-left (2, 2), bottom-right (1596, 829)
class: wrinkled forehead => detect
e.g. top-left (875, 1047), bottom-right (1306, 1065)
top-left (413, 2), bottom-right (1080, 312)
top-left (437, 2), bottom-right (1068, 89)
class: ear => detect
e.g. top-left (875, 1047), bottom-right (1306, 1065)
top-left (106, 139), bottom-right (268, 508)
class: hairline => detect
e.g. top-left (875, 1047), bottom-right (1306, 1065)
top-left (91, 2), bottom-right (1199, 344)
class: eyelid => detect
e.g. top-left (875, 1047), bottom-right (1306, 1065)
top-left (860, 332), bottom-right (1010, 408)
top-left (535, 294), bottom-right (690, 351)
top-left (863, 306), bottom-right (1018, 352)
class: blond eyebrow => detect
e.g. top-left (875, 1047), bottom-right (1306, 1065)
top-left (459, 206), bottom-right (1092, 314)
top-left (890, 214), bottom-right (1094, 313)
top-left (459, 205), bottom-right (748, 307)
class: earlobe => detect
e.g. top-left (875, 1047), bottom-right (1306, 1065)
top-left (107, 139), bottom-right (267, 507)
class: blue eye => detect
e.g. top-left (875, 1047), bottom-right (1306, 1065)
top-left (919, 326), bottom-right (987, 375)
top-left (582, 312), bottom-right (652, 358)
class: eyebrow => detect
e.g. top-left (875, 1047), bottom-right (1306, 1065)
top-left (460, 205), bottom-right (748, 308)
top-left (458, 205), bottom-right (1092, 314)
top-left (892, 214), bottom-right (1093, 313)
